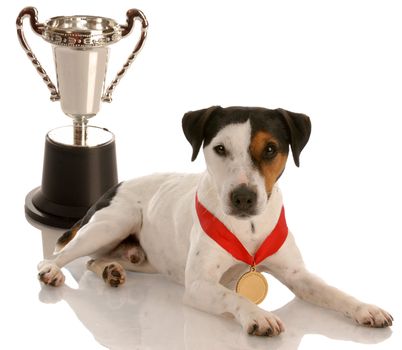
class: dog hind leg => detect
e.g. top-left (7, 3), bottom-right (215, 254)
top-left (109, 234), bottom-right (147, 265)
top-left (86, 236), bottom-right (157, 287)
top-left (86, 256), bottom-right (157, 287)
top-left (38, 198), bottom-right (143, 287)
top-left (87, 259), bottom-right (126, 287)
top-left (108, 235), bottom-right (157, 273)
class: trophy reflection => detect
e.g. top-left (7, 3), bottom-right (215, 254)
top-left (17, 7), bottom-right (148, 228)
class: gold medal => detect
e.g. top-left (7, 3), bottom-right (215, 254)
top-left (196, 196), bottom-right (287, 305)
top-left (236, 266), bottom-right (268, 304)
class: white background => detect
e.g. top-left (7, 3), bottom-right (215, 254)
top-left (1, 0), bottom-right (401, 349)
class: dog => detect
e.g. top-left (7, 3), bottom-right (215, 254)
top-left (37, 106), bottom-right (393, 336)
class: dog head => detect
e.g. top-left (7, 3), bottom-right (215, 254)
top-left (182, 106), bottom-right (311, 218)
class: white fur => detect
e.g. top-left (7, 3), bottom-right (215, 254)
top-left (38, 121), bottom-right (392, 335)
top-left (202, 121), bottom-right (268, 215)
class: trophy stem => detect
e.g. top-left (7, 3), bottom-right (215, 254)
top-left (73, 117), bottom-right (88, 146)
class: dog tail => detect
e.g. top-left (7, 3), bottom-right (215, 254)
top-left (54, 219), bottom-right (83, 254)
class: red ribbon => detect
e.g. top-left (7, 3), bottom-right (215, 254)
top-left (195, 194), bottom-right (288, 266)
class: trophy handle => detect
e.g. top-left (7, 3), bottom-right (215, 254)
top-left (16, 7), bottom-right (60, 102)
top-left (102, 9), bottom-right (148, 103)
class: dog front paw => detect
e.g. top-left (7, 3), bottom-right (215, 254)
top-left (240, 309), bottom-right (285, 336)
top-left (352, 304), bottom-right (393, 328)
top-left (37, 261), bottom-right (65, 287)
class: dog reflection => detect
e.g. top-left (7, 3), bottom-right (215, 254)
top-left (39, 263), bottom-right (392, 350)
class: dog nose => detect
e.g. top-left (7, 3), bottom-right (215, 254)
top-left (230, 185), bottom-right (257, 214)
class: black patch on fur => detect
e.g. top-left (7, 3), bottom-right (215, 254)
top-left (119, 234), bottom-right (140, 246)
top-left (276, 109), bottom-right (311, 167)
top-left (56, 217), bottom-right (84, 247)
top-left (182, 106), bottom-right (311, 166)
top-left (182, 106), bottom-right (221, 161)
top-left (56, 182), bottom-right (123, 247)
top-left (80, 182), bottom-right (123, 226)
top-left (250, 221), bottom-right (255, 233)
top-left (56, 225), bottom-right (79, 247)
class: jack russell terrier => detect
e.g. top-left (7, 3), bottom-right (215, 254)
top-left (37, 106), bottom-right (393, 336)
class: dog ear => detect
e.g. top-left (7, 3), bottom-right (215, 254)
top-left (277, 108), bottom-right (311, 167)
top-left (182, 106), bottom-right (221, 161)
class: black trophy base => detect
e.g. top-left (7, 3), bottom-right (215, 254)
top-left (25, 187), bottom-right (81, 228)
top-left (25, 126), bottom-right (118, 229)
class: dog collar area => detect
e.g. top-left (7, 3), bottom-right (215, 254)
top-left (195, 194), bottom-right (288, 304)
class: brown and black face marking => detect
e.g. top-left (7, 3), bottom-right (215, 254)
top-left (182, 106), bottom-right (311, 168)
top-left (249, 130), bottom-right (289, 194)
top-left (183, 107), bottom-right (311, 218)
top-left (55, 182), bottom-right (122, 252)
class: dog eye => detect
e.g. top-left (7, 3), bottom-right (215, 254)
top-left (262, 144), bottom-right (278, 160)
top-left (213, 145), bottom-right (227, 156)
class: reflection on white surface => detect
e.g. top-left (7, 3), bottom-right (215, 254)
top-left (34, 223), bottom-right (392, 350)
top-left (5, 1), bottom-right (402, 349)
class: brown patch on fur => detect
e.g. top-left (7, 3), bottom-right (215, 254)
top-left (54, 220), bottom-right (82, 253)
top-left (250, 131), bottom-right (288, 193)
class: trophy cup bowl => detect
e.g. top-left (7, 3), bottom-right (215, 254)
top-left (17, 7), bottom-right (148, 228)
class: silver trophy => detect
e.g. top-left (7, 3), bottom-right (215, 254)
top-left (17, 7), bottom-right (148, 227)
